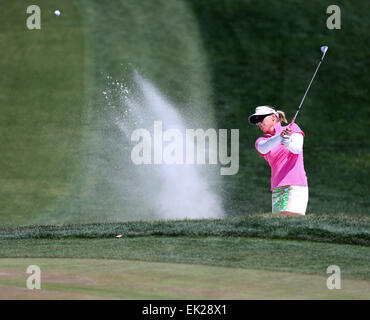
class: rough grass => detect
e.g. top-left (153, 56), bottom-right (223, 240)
top-left (1, 214), bottom-right (369, 246)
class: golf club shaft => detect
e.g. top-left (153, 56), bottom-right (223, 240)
top-left (289, 48), bottom-right (327, 127)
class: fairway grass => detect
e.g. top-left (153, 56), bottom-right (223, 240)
top-left (0, 258), bottom-right (369, 300)
top-left (1, 236), bottom-right (369, 280)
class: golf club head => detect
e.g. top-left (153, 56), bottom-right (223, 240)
top-left (320, 46), bottom-right (328, 60)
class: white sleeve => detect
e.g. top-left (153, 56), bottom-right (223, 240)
top-left (257, 134), bottom-right (283, 154)
top-left (285, 133), bottom-right (304, 154)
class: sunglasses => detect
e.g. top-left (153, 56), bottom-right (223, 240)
top-left (254, 113), bottom-right (272, 124)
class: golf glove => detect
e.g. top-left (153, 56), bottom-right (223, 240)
top-left (282, 135), bottom-right (291, 146)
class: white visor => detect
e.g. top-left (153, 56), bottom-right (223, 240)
top-left (248, 106), bottom-right (279, 125)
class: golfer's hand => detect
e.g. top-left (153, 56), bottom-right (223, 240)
top-left (280, 128), bottom-right (292, 137)
top-left (281, 135), bottom-right (291, 146)
top-left (281, 128), bottom-right (292, 146)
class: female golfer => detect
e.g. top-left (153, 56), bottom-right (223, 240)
top-left (248, 105), bottom-right (308, 215)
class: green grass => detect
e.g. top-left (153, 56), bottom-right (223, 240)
top-left (0, 0), bottom-right (369, 227)
top-left (1, 237), bottom-right (369, 280)
top-left (0, 216), bottom-right (369, 280)
top-left (1, 258), bottom-right (368, 299)
top-left (0, 1), bottom-right (85, 226)
top-left (1, 1), bottom-right (368, 299)
top-left (1, 215), bottom-right (369, 246)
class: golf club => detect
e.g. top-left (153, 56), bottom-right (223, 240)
top-left (288, 45), bottom-right (328, 128)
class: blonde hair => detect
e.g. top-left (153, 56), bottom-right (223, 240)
top-left (267, 105), bottom-right (288, 124)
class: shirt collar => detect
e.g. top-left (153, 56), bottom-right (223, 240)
top-left (264, 122), bottom-right (282, 137)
